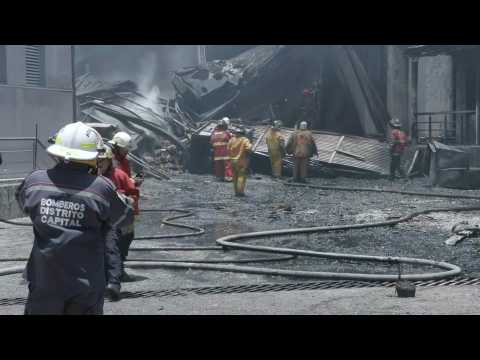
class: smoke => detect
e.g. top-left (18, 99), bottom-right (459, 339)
top-left (77, 45), bottom-right (199, 99)
top-left (137, 51), bottom-right (158, 95)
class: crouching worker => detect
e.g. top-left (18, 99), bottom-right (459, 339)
top-left (266, 120), bottom-right (285, 178)
top-left (16, 122), bottom-right (123, 315)
top-left (97, 146), bottom-right (138, 284)
top-left (228, 127), bottom-right (252, 197)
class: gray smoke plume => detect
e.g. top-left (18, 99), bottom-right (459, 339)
top-left (76, 45), bottom-right (199, 98)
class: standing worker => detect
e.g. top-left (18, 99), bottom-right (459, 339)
top-left (389, 118), bottom-right (408, 181)
top-left (210, 117), bottom-right (233, 182)
top-left (97, 145), bottom-right (138, 284)
top-left (266, 120), bottom-right (286, 178)
top-left (15, 122), bottom-right (122, 315)
top-left (286, 121), bottom-right (318, 183)
top-left (228, 127), bottom-right (252, 197)
top-left (109, 131), bottom-right (142, 214)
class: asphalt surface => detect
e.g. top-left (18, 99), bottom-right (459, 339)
top-left (1, 173), bottom-right (480, 314)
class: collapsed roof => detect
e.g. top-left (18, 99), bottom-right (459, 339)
top-left (76, 73), bottom-right (196, 178)
top-left (188, 120), bottom-right (390, 177)
top-left (172, 45), bottom-right (390, 138)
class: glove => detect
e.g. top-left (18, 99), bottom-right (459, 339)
top-left (105, 283), bottom-right (121, 302)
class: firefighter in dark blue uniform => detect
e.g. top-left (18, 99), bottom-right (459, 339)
top-left (16, 122), bottom-right (123, 315)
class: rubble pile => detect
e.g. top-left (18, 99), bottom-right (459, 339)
top-left (76, 73), bottom-right (196, 178)
top-left (76, 45), bottom-right (398, 179)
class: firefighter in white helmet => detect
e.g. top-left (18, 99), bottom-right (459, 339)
top-left (98, 145), bottom-right (138, 285)
top-left (108, 131), bottom-right (143, 214)
top-left (16, 122), bottom-right (124, 314)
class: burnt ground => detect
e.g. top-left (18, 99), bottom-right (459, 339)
top-left (136, 173), bottom-right (480, 278)
top-left (2, 172), bottom-right (480, 314)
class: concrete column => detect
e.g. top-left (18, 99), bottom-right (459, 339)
top-left (386, 45), bottom-right (409, 132)
top-left (416, 55), bottom-right (454, 141)
top-left (408, 58), bottom-right (419, 141)
top-left (417, 55), bottom-right (453, 113)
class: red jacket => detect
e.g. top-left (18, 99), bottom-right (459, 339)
top-left (210, 129), bottom-right (232, 161)
top-left (105, 166), bottom-right (140, 215)
top-left (115, 156), bottom-right (132, 178)
top-left (391, 129), bottom-right (407, 154)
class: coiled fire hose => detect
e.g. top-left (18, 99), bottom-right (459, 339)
top-left (1, 183), bottom-right (480, 280)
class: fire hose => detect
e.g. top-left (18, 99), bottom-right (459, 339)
top-left (1, 184), bottom-right (480, 281)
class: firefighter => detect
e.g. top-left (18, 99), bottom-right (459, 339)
top-left (15, 122), bottom-right (123, 315)
top-left (286, 121), bottom-right (318, 183)
top-left (266, 120), bottom-right (285, 178)
top-left (109, 131), bottom-right (144, 186)
top-left (389, 118), bottom-right (408, 181)
top-left (109, 131), bottom-right (142, 214)
top-left (210, 117), bottom-right (233, 182)
top-left (228, 127), bottom-right (252, 197)
top-left (97, 146), bottom-right (138, 284)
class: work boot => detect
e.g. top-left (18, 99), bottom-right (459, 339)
top-left (120, 270), bottom-right (135, 283)
top-left (105, 283), bottom-right (121, 302)
top-left (235, 193), bottom-right (246, 197)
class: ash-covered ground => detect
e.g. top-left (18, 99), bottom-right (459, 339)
top-left (137, 173), bottom-right (480, 279)
top-left (1, 172), bottom-right (480, 314)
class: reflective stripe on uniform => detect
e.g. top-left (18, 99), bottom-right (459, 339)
top-left (214, 156), bottom-right (230, 161)
top-left (25, 184), bottom-right (110, 208)
top-left (212, 142), bottom-right (229, 147)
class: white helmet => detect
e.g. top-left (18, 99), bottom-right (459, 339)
top-left (109, 131), bottom-right (132, 149)
top-left (220, 117), bottom-right (230, 127)
top-left (47, 122), bottom-right (104, 161)
top-left (273, 120), bottom-right (282, 129)
top-left (299, 121), bottom-right (308, 130)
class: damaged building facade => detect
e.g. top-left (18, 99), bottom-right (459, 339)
top-left (406, 45), bottom-right (480, 188)
top-left (71, 45), bottom-right (480, 185)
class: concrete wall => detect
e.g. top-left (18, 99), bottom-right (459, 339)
top-left (417, 55), bottom-right (453, 113)
top-left (45, 45), bottom-right (73, 89)
top-left (0, 86), bottom-right (73, 142)
top-left (0, 45), bottom-right (73, 143)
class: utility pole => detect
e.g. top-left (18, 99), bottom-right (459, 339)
top-left (71, 45), bottom-right (77, 122)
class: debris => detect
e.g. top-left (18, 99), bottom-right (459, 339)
top-left (76, 73), bottom-right (195, 177)
top-left (445, 222), bottom-right (480, 246)
top-left (427, 141), bottom-right (480, 189)
top-left (253, 126), bottom-right (391, 177)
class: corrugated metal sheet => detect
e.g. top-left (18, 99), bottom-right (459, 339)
top-left (253, 127), bottom-right (390, 176)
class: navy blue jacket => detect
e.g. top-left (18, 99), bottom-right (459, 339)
top-left (16, 163), bottom-right (122, 298)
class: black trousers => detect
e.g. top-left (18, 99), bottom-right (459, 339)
top-left (390, 154), bottom-right (406, 179)
top-left (118, 231), bottom-right (134, 263)
top-left (25, 288), bottom-right (104, 315)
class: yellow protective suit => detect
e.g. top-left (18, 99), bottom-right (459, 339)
top-left (228, 136), bottom-right (252, 196)
top-left (265, 128), bottom-right (285, 178)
